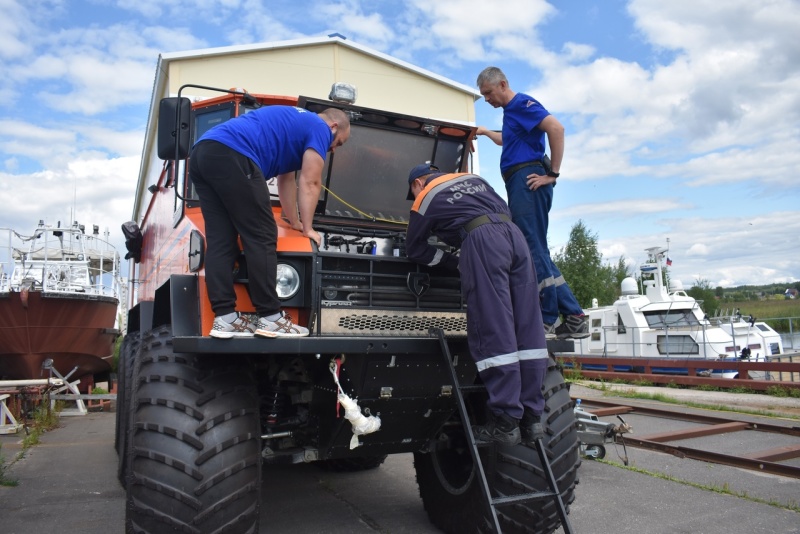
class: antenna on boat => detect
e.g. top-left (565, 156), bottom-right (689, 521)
top-left (665, 237), bottom-right (671, 291)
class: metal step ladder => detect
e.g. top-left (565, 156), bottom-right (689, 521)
top-left (431, 328), bottom-right (574, 534)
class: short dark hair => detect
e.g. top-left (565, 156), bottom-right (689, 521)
top-left (319, 108), bottom-right (350, 133)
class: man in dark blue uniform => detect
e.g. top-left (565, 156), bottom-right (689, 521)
top-left (475, 66), bottom-right (587, 340)
top-left (405, 163), bottom-right (547, 445)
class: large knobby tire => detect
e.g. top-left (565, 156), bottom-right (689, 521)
top-left (315, 455), bottom-right (388, 472)
top-left (115, 331), bottom-right (140, 487)
top-left (414, 357), bottom-right (580, 534)
top-left (125, 325), bottom-right (262, 534)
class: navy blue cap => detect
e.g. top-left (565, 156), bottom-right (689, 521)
top-left (407, 164), bottom-right (439, 200)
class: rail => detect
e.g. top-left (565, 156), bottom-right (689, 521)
top-left (578, 398), bottom-right (800, 479)
top-left (558, 355), bottom-right (800, 390)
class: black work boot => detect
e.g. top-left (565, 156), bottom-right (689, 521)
top-left (520, 410), bottom-right (544, 445)
top-left (472, 411), bottom-right (521, 446)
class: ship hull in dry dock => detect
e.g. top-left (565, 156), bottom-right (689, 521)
top-left (0, 290), bottom-right (118, 380)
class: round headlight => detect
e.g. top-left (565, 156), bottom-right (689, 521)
top-left (276, 263), bottom-right (300, 299)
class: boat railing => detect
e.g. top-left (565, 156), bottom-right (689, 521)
top-left (0, 226), bottom-right (121, 299)
top-left (0, 268), bottom-right (8, 293)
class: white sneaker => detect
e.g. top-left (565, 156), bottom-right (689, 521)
top-left (209, 314), bottom-right (257, 339)
top-left (254, 312), bottom-right (309, 338)
top-left (543, 323), bottom-right (557, 340)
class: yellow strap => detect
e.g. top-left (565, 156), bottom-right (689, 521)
top-left (321, 184), bottom-right (405, 225)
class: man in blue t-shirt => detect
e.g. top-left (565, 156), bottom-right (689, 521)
top-left (475, 66), bottom-right (588, 340)
top-left (405, 163), bottom-right (547, 446)
top-left (189, 106), bottom-right (350, 339)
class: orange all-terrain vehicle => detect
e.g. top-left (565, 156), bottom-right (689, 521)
top-left (115, 84), bottom-right (580, 534)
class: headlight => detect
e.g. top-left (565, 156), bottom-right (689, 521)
top-left (276, 263), bottom-right (300, 299)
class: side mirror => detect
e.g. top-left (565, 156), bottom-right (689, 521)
top-left (157, 97), bottom-right (192, 160)
top-left (121, 221), bottom-right (143, 263)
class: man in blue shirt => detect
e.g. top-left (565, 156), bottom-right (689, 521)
top-left (405, 163), bottom-right (547, 446)
top-left (189, 106), bottom-right (350, 338)
top-left (475, 66), bottom-right (587, 340)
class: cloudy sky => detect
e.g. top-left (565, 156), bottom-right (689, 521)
top-left (1, 0), bottom-right (798, 289)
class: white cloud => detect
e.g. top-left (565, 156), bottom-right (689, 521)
top-left (0, 118), bottom-right (143, 170)
top-left (0, 156), bottom-right (140, 253)
top-left (316, 1), bottom-right (396, 49)
top-left (0, 0), bottom-right (33, 59)
top-left (398, 0), bottom-right (555, 66)
top-left (686, 243), bottom-right (709, 257)
top-left (557, 198), bottom-right (688, 219)
top-left (591, 211), bottom-right (800, 287)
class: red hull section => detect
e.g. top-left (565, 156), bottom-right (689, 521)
top-left (0, 291), bottom-right (118, 380)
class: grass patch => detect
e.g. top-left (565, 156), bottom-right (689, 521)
top-left (695, 384), bottom-right (722, 392)
top-left (631, 379), bottom-right (654, 387)
top-left (600, 459), bottom-right (800, 513)
top-left (557, 357), bottom-right (584, 381)
top-left (0, 401), bottom-right (63, 484)
top-left (766, 385), bottom-right (800, 398)
top-left (20, 402), bottom-right (62, 451)
top-left (0, 443), bottom-right (18, 487)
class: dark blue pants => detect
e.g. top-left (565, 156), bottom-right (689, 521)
top-left (189, 141), bottom-right (280, 317)
top-left (459, 222), bottom-right (548, 418)
top-left (505, 163), bottom-right (583, 325)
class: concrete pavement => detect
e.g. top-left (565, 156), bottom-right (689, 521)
top-left (1, 387), bottom-right (799, 533)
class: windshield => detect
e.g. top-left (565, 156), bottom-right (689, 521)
top-left (300, 97), bottom-right (474, 229)
top-left (321, 128), bottom-right (466, 224)
top-left (643, 309), bottom-right (701, 328)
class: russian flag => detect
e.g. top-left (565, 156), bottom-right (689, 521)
top-left (666, 256), bottom-right (673, 266)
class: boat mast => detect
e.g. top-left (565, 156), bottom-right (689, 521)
top-left (665, 237), bottom-right (671, 292)
top-left (642, 246), bottom-right (669, 302)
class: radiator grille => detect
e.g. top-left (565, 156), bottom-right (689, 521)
top-left (321, 309), bottom-right (467, 336)
top-left (315, 254), bottom-right (466, 336)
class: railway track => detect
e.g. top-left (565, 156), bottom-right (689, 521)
top-left (574, 397), bottom-right (800, 479)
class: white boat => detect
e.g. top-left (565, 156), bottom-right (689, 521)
top-left (0, 220), bottom-right (121, 383)
top-left (553, 246), bottom-right (785, 379)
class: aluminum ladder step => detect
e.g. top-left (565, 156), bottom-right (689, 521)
top-left (430, 328), bottom-right (574, 534)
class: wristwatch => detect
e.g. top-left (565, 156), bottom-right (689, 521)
top-left (547, 171), bottom-right (560, 178)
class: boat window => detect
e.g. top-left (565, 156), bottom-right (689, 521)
top-left (657, 335), bottom-right (699, 355)
top-left (617, 314), bottom-right (626, 334)
top-left (591, 332), bottom-right (601, 341)
top-left (591, 318), bottom-right (601, 328)
top-left (769, 342), bottom-right (780, 355)
top-left (643, 310), bottom-right (701, 328)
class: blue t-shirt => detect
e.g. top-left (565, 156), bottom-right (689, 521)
top-left (500, 92), bottom-right (550, 174)
top-left (197, 106), bottom-right (333, 178)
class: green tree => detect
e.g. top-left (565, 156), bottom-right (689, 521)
top-left (715, 286), bottom-right (724, 298)
top-left (552, 220), bottom-right (629, 308)
top-left (687, 278), bottom-right (720, 317)
top-left (611, 256), bottom-right (631, 290)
